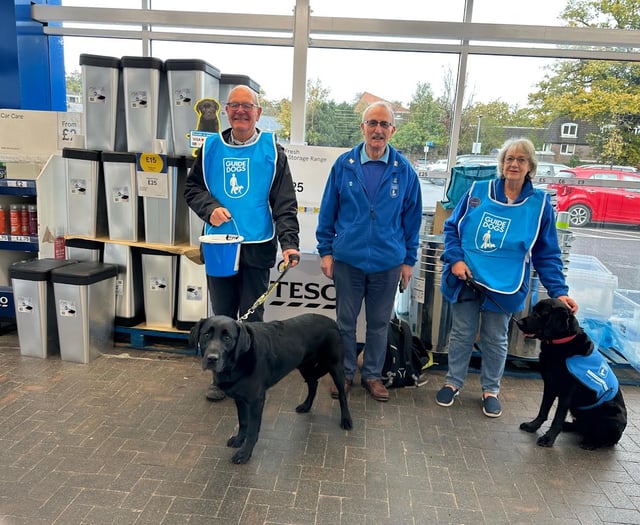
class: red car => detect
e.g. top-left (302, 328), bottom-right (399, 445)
top-left (550, 168), bottom-right (640, 227)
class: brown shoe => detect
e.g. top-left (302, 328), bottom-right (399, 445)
top-left (330, 378), bottom-right (352, 399)
top-left (361, 379), bottom-right (389, 402)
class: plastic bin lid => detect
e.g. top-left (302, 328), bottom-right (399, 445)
top-left (120, 56), bottom-right (164, 71)
top-left (62, 148), bottom-right (101, 161)
top-left (164, 59), bottom-right (221, 78)
top-left (79, 54), bottom-right (121, 69)
top-left (50, 262), bottom-right (118, 285)
top-left (102, 151), bottom-right (137, 163)
top-left (220, 73), bottom-right (261, 93)
top-left (9, 259), bottom-right (79, 281)
top-left (64, 238), bottom-right (104, 250)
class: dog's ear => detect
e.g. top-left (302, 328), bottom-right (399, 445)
top-left (189, 318), bottom-right (205, 350)
top-left (235, 321), bottom-right (251, 358)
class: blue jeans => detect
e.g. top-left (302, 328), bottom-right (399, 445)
top-left (333, 261), bottom-right (399, 381)
top-left (444, 298), bottom-right (510, 394)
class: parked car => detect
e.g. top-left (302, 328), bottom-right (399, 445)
top-left (535, 162), bottom-right (570, 178)
top-left (579, 164), bottom-right (638, 173)
top-left (454, 154), bottom-right (497, 166)
top-left (549, 167), bottom-right (640, 227)
top-left (427, 158), bottom-right (448, 173)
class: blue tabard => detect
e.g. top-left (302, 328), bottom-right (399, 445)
top-left (201, 132), bottom-right (277, 243)
top-left (566, 351), bottom-right (619, 409)
top-left (459, 180), bottom-right (545, 294)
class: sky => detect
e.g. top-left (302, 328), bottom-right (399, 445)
top-left (60, 0), bottom-right (567, 108)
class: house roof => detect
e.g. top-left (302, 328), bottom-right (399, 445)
top-left (356, 92), bottom-right (409, 114)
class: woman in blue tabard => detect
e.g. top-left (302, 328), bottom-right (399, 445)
top-left (435, 138), bottom-right (578, 417)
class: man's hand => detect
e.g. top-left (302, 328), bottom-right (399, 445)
top-left (320, 254), bottom-right (334, 280)
top-left (282, 249), bottom-right (301, 268)
top-left (210, 207), bottom-right (231, 227)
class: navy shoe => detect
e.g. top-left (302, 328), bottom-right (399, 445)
top-left (482, 395), bottom-right (502, 417)
top-left (435, 385), bottom-right (458, 407)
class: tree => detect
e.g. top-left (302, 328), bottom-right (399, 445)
top-left (66, 70), bottom-right (82, 95)
top-left (529, 0), bottom-right (640, 165)
top-left (392, 82), bottom-right (447, 159)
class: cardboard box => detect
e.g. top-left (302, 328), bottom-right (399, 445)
top-left (432, 201), bottom-right (453, 235)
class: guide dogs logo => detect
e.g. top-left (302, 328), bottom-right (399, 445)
top-left (224, 158), bottom-right (249, 198)
top-left (475, 212), bottom-right (510, 252)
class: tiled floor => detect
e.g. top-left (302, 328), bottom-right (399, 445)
top-left (1, 330), bottom-right (640, 525)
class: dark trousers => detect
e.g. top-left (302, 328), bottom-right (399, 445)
top-left (207, 264), bottom-right (270, 322)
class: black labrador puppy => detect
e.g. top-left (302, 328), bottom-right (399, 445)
top-left (517, 298), bottom-right (627, 449)
top-left (189, 314), bottom-right (353, 464)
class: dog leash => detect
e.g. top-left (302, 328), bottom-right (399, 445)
top-left (239, 254), bottom-right (300, 321)
top-left (465, 278), bottom-right (523, 327)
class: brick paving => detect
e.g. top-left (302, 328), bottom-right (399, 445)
top-left (0, 330), bottom-right (639, 524)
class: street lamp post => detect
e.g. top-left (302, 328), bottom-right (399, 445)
top-left (474, 115), bottom-right (482, 155)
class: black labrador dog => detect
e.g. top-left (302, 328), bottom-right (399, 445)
top-left (517, 298), bottom-right (627, 449)
top-left (190, 314), bottom-right (353, 464)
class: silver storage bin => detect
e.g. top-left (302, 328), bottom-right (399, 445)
top-left (140, 248), bottom-right (177, 328)
top-left (9, 259), bottom-right (78, 358)
top-left (103, 242), bottom-right (144, 326)
top-left (217, 73), bottom-right (261, 131)
top-left (63, 148), bottom-right (108, 237)
top-left (121, 56), bottom-right (170, 153)
top-left (412, 236), bottom-right (452, 353)
top-left (185, 157), bottom-right (204, 246)
top-left (79, 54), bottom-right (126, 152)
top-left (143, 155), bottom-right (189, 245)
top-left (65, 238), bottom-right (103, 262)
top-left (51, 262), bottom-right (117, 364)
top-left (165, 59), bottom-right (221, 156)
top-left (176, 254), bottom-right (208, 330)
top-left (102, 151), bottom-right (143, 241)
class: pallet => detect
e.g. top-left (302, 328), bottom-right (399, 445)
top-left (114, 324), bottom-right (195, 354)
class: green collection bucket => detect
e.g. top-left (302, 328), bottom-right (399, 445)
top-left (199, 232), bottom-right (243, 277)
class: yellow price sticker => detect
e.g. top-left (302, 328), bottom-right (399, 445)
top-left (139, 153), bottom-right (164, 173)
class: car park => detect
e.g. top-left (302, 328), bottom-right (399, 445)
top-left (550, 167), bottom-right (640, 227)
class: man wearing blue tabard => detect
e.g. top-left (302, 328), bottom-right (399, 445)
top-left (185, 86), bottom-right (300, 401)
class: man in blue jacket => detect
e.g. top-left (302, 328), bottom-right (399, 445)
top-left (316, 101), bottom-right (422, 401)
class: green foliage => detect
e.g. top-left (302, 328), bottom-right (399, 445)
top-left (66, 70), bottom-right (82, 95)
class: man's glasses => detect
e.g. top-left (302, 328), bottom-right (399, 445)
top-left (363, 119), bottom-right (393, 129)
top-left (504, 156), bottom-right (529, 165)
top-left (226, 102), bottom-right (259, 110)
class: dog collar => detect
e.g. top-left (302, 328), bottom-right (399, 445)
top-left (547, 334), bottom-right (577, 345)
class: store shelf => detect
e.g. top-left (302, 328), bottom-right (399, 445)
top-left (0, 179), bottom-right (37, 196)
top-left (0, 235), bottom-right (39, 252)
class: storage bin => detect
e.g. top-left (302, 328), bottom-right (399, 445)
top-left (79, 54), bottom-right (126, 151)
top-left (9, 258), bottom-right (78, 358)
top-left (103, 242), bottom-right (144, 326)
top-left (121, 56), bottom-right (170, 153)
top-left (176, 254), bottom-right (208, 330)
top-left (102, 151), bottom-right (143, 241)
top-left (143, 155), bottom-right (189, 245)
top-left (165, 59), bottom-right (221, 156)
top-left (50, 262), bottom-right (117, 363)
top-left (140, 248), bottom-right (177, 328)
top-left (63, 148), bottom-right (108, 237)
top-left (65, 238), bottom-right (103, 262)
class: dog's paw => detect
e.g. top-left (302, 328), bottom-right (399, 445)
top-left (227, 435), bottom-right (245, 448)
top-left (520, 421), bottom-right (541, 433)
top-left (295, 402), bottom-right (312, 413)
top-left (341, 416), bottom-right (353, 431)
top-left (231, 449), bottom-right (252, 464)
top-left (536, 433), bottom-right (556, 447)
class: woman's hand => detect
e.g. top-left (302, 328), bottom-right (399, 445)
top-left (557, 295), bottom-right (578, 313)
top-left (451, 260), bottom-right (472, 281)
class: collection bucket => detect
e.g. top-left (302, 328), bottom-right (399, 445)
top-left (199, 234), bottom-right (243, 277)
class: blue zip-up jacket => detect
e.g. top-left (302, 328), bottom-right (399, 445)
top-left (440, 177), bottom-right (568, 313)
top-left (316, 143), bottom-right (422, 273)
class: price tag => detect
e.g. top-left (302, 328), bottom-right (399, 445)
top-left (136, 153), bottom-right (168, 198)
top-left (6, 180), bottom-right (28, 188)
top-left (10, 235), bottom-right (30, 243)
top-left (0, 235), bottom-right (9, 242)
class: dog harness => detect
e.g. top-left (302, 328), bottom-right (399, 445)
top-left (565, 350), bottom-right (619, 410)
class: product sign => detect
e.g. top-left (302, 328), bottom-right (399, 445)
top-left (136, 153), bottom-right (168, 198)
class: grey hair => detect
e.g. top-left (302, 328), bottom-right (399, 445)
top-left (497, 137), bottom-right (538, 181)
top-left (362, 101), bottom-right (395, 126)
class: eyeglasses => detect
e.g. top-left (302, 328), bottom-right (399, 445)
top-left (363, 119), bottom-right (393, 129)
top-left (504, 156), bottom-right (529, 165)
top-left (226, 102), bottom-right (259, 110)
